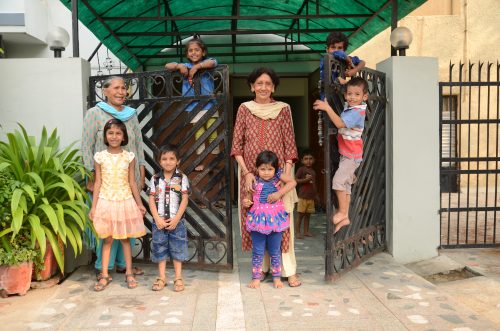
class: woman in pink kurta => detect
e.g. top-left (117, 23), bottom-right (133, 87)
top-left (231, 67), bottom-right (301, 287)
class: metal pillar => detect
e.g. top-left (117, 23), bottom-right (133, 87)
top-left (72, 0), bottom-right (80, 57)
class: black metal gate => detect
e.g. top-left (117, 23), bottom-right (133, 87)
top-left (321, 55), bottom-right (387, 281)
top-left (439, 62), bottom-right (500, 248)
top-left (88, 66), bottom-right (233, 269)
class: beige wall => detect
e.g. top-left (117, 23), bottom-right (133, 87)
top-left (354, 0), bottom-right (500, 190)
top-left (354, 0), bottom-right (500, 74)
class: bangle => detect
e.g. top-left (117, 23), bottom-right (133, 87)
top-left (199, 62), bottom-right (203, 69)
top-left (286, 160), bottom-right (293, 165)
top-left (242, 171), bottom-right (251, 177)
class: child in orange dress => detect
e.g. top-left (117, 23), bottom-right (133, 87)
top-left (89, 118), bottom-right (146, 291)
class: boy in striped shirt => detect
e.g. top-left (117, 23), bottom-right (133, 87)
top-left (313, 77), bottom-right (368, 233)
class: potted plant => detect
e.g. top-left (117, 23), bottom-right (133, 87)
top-left (0, 125), bottom-right (91, 279)
top-left (0, 170), bottom-right (40, 295)
top-left (0, 232), bottom-right (39, 296)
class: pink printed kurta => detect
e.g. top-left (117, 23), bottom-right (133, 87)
top-left (231, 103), bottom-right (298, 252)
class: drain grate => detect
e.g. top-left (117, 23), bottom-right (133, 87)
top-left (423, 267), bottom-right (482, 284)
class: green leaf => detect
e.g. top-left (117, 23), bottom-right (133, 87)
top-left (22, 184), bottom-right (35, 203)
top-left (28, 215), bottom-right (46, 255)
top-left (42, 226), bottom-right (64, 273)
top-left (25, 172), bottom-right (45, 195)
top-left (63, 208), bottom-right (85, 229)
top-left (54, 203), bottom-right (67, 244)
top-left (0, 227), bottom-right (13, 238)
top-left (38, 204), bottom-right (59, 234)
top-left (65, 223), bottom-right (80, 256)
top-left (0, 162), bottom-right (10, 172)
top-left (10, 188), bottom-right (23, 212)
top-left (12, 206), bottom-right (24, 234)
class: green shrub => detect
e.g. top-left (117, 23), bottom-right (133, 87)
top-left (0, 125), bottom-right (91, 272)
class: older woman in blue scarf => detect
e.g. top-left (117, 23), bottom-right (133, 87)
top-left (82, 76), bottom-right (145, 279)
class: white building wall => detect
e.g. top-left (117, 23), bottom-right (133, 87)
top-left (0, 58), bottom-right (90, 147)
top-left (1, 0), bottom-right (124, 75)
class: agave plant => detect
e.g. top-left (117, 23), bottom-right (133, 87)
top-left (0, 124), bottom-right (90, 273)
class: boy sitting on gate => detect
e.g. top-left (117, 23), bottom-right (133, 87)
top-left (319, 31), bottom-right (366, 93)
top-left (313, 77), bottom-right (368, 233)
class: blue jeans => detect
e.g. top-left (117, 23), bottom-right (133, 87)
top-left (151, 220), bottom-right (188, 263)
top-left (251, 231), bottom-right (283, 279)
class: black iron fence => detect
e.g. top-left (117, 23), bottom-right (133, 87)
top-left (440, 62), bottom-right (500, 248)
top-left (88, 66), bottom-right (233, 269)
top-left (321, 55), bottom-right (387, 281)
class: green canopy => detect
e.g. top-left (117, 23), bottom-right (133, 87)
top-left (60, 0), bottom-right (426, 71)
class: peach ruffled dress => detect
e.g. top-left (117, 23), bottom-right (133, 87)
top-left (92, 150), bottom-right (146, 239)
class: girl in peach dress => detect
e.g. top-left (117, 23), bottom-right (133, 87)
top-left (89, 119), bottom-right (146, 291)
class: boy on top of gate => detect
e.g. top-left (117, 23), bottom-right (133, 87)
top-left (319, 31), bottom-right (365, 97)
top-left (313, 77), bottom-right (368, 233)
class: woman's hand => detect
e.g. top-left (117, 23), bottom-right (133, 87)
top-left (267, 192), bottom-right (281, 203)
top-left (244, 172), bottom-right (256, 192)
top-left (242, 198), bottom-right (253, 208)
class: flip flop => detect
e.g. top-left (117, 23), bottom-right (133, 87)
top-left (287, 274), bottom-right (302, 287)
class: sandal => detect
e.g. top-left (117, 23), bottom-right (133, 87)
top-left (287, 274), bottom-right (302, 287)
top-left (173, 278), bottom-right (185, 292)
top-left (94, 276), bottom-right (112, 292)
top-left (152, 277), bottom-right (166, 291)
top-left (116, 266), bottom-right (144, 275)
top-left (96, 271), bottom-right (112, 282)
top-left (125, 274), bottom-right (138, 289)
